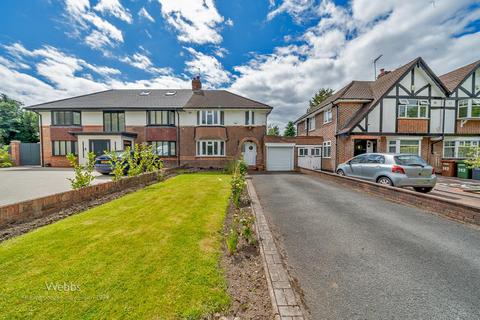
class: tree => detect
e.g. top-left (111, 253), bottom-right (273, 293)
top-left (309, 88), bottom-right (334, 109)
top-left (283, 121), bottom-right (296, 137)
top-left (267, 125), bottom-right (280, 136)
top-left (0, 94), bottom-right (38, 144)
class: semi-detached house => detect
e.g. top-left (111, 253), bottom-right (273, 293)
top-left (294, 57), bottom-right (480, 173)
top-left (26, 77), bottom-right (272, 169)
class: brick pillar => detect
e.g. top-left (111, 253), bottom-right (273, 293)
top-left (9, 140), bottom-right (20, 166)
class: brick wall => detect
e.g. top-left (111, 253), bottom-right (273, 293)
top-left (397, 119), bottom-right (428, 133)
top-left (337, 102), bottom-right (363, 130)
top-left (9, 141), bottom-right (20, 166)
top-left (0, 169), bottom-right (172, 228)
top-left (300, 168), bottom-right (480, 225)
top-left (297, 120), bottom-right (306, 136)
top-left (179, 125), bottom-right (266, 168)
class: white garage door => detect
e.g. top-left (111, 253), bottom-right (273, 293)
top-left (266, 145), bottom-right (294, 171)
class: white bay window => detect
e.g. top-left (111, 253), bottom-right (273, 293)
top-left (458, 99), bottom-right (480, 119)
top-left (443, 140), bottom-right (480, 158)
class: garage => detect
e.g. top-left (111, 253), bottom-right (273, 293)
top-left (266, 143), bottom-right (295, 171)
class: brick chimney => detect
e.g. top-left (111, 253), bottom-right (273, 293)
top-left (191, 76), bottom-right (202, 91)
top-left (377, 68), bottom-right (391, 79)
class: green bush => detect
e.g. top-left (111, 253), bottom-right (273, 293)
top-left (66, 152), bottom-right (96, 189)
top-left (225, 228), bottom-right (239, 256)
top-left (464, 146), bottom-right (480, 169)
top-left (126, 144), bottom-right (164, 177)
top-left (104, 150), bottom-right (127, 181)
top-left (230, 159), bottom-right (247, 208)
top-left (0, 145), bottom-right (13, 167)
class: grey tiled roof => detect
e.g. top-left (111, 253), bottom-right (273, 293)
top-left (26, 89), bottom-right (272, 110)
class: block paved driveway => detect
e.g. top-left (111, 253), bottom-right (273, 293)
top-left (0, 167), bottom-right (110, 206)
top-left (252, 173), bottom-right (480, 320)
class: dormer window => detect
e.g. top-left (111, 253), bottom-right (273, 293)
top-left (398, 99), bottom-right (428, 119)
top-left (197, 110), bottom-right (224, 125)
top-left (458, 99), bottom-right (480, 119)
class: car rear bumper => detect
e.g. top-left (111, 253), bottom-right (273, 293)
top-left (94, 164), bottom-right (112, 174)
top-left (393, 175), bottom-right (437, 188)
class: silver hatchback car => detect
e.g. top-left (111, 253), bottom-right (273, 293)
top-left (336, 153), bottom-right (437, 193)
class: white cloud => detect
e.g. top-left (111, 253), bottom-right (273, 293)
top-left (157, 0), bottom-right (225, 44)
top-left (62, 0), bottom-right (124, 52)
top-left (267, 0), bottom-right (316, 22)
top-left (94, 0), bottom-right (132, 24)
top-left (120, 52), bottom-right (172, 75)
top-left (0, 43), bottom-right (189, 106)
top-left (184, 47), bottom-right (230, 87)
top-left (232, 0), bottom-right (480, 127)
top-left (138, 7), bottom-right (155, 23)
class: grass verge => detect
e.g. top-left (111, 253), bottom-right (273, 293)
top-left (0, 173), bottom-right (231, 319)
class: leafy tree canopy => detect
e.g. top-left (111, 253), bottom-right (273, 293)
top-left (0, 94), bottom-right (39, 145)
top-left (267, 125), bottom-right (280, 136)
top-left (309, 88), bottom-right (334, 110)
top-left (283, 121), bottom-right (296, 137)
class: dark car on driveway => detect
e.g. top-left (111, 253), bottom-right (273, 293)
top-left (94, 151), bottom-right (129, 175)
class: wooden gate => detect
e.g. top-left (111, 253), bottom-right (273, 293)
top-left (19, 143), bottom-right (40, 165)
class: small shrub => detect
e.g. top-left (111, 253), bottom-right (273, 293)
top-left (239, 210), bottom-right (257, 246)
top-left (105, 150), bottom-right (127, 181)
top-left (464, 146), bottom-right (480, 169)
top-left (0, 145), bottom-right (13, 167)
top-left (225, 228), bottom-right (239, 256)
top-left (231, 159), bottom-right (247, 208)
top-left (139, 143), bottom-right (163, 172)
top-left (66, 152), bottom-right (96, 189)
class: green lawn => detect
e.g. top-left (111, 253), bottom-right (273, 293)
top-left (0, 173), bottom-right (231, 319)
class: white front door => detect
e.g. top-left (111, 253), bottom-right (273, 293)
top-left (243, 142), bottom-right (257, 166)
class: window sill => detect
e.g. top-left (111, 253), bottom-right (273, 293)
top-left (457, 118), bottom-right (480, 120)
top-left (195, 155), bottom-right (226, 158)
top-left (146, 124), bottom-right (176, 127)
top-left (323, 121), bottom-right (333, 125)
top-left (51, 125), bottom-right (82, 127)
top-left (397, 118), bottom-right (428, 120)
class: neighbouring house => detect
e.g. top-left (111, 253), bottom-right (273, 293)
top-left (294, 57), bottom-right (480, 173)
top-left (25, 77), bottom-right (272, 169)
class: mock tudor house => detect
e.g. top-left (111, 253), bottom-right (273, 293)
top-left (294, 57), bottom-right (480, 173)
top-left (26, 77), bottom-right (272, 169)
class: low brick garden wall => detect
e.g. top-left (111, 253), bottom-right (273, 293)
top-left (0, 169), bottom-right (173, 229)
top-left (299, 168), bottom-right (480, 226)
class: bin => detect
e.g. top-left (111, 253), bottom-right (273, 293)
top-left (472, 168), bottom-right (480, 180)
top-left (457, 161), bottom-right (472, 179)
top-left (441, 160), bottom-right (456, 177)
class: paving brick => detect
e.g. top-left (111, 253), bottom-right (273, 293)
top-left (278, 306), bottom-right (303, 317)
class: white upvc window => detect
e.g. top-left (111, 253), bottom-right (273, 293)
top-left (245, 110), bottom-right (255, 125)
top-left (196, 140), bottom-right (225, 156)
top-left (307, 116), bottom-right (315, 131)
top-left (324, 109), bottom-right (333, 124)
top-left (198, 110), bottom-right (224, 125)
top-left (388, 139), bottom-right (421, 155)
top-left (312, 147), bottom-right (321, 157)
top-left (322, 141), bottom-right (331, 158)
top-left (458, 99), bottom-right (480, 119)
top-left (398, 99), bottom-right (428, 119)
top-left (443, 140), bottom-right (480, 158)
top-left (298, 148), bottom-right (308, 157)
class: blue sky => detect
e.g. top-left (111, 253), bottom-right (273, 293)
top-left (0, 0), bottom-right (479, 126)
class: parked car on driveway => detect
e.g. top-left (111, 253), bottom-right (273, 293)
top-left (94, 151), bottom-right (129, 175)
top-left (336, 153), bottom-right (437, 193)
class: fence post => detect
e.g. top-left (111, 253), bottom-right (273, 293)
top-left (9, 140), bottom-right (21, 166)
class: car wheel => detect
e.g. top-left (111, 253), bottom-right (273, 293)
top-left (336, 169), bottom-right (345, 176)
top-left (413, 187), bottom-right (433, 193)
top-left (377, 176), bottom-right (393, 186)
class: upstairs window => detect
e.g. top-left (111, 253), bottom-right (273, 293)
top-left (307, 116), bottom-right (315, 131)
top-left (245, 111), bottom-right (255, 125)
top-left (198, 110), bottom-right (224, 125)
top-left (103, 111), bottom-right (125, 132)
top-left (324, 109), bottom-right (333, 123)
top-left (458, 99), bottom-right (480, 119)
top-left (147, 110), bottom-right (175, 125)
top-left (52, 111), bottom-right (81, 126)
top-left (398, 99), bottom-right (428, 118)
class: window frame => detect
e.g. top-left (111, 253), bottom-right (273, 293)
top-left (245, 110), bottom-right (255, 125)
top-left (312, 147), bottom-right (322, 157)
top-left (298, 148), bottom-right (307, 157)
top-left (458, 99), bottom-right (480, 119)
top-left (388, 139), bottom-right (421, 155)
top-left (150, 141), bottom-right (176, 157)
top-left (51, 111), bottom-right (81, 126)
top-left (103, 111), bottom-right (125, 132)
top-left (147, 110), bottom-right (175, 126)
top-left (196, 140), bottom-right (226, 157)
top-left (322, 141), bottom-right (332, 158)
top-left (52, 140), bottom-right (78, 156)
top-left (307, 116), bottom-right (316, 131)
top-left (323, 109), bottom-right (333, 124)
top-left (398, 99), bottom-right (429, 119)
top-left (198, 110), bottom-right (224, 126)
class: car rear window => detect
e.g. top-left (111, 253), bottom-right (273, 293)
top-left (394, 155), bottom-right (426, 166)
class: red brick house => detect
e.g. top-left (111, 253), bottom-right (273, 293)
top-left (26, 77), bottom-right (272, 169)
top-left (294, 57), bottom-right (480, 172)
